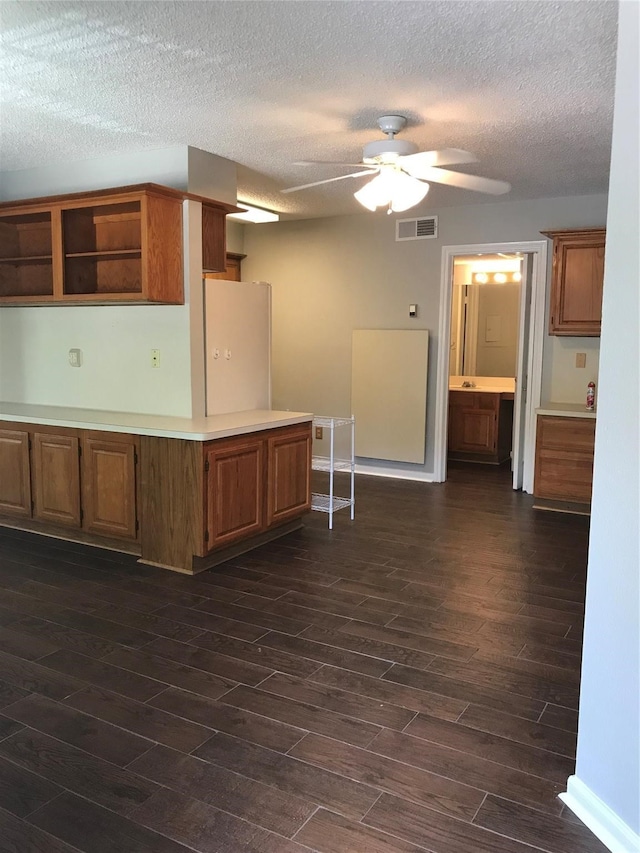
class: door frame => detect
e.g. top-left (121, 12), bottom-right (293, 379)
top-left (433, 240), bottom-right (548, 492)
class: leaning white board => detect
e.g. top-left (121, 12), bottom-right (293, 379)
top-left (351, 329), bottom-right (429, 464)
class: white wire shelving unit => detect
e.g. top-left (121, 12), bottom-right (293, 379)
top-left (311, 415), bottom-right (355, 530)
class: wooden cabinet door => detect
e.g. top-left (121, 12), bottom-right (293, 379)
top-left (534, 416), bottom-right (595, 503)
top-left (202, 204), bottom-right (227, 273)
top-left (267, 424), bottom-right (312, 526)
top-left (205, 253), bottom-right (246, 281)
top-left (448, 393), bottom-right (498, 455)
top-left (0, 428), bottom-right (31, 517)
top-left (82, 435), bottom-right (137, 539)
top-left (546, 229), bottom-right (606, 336)
top-left (205, 437), bottom-right (264, 550)
top-left (32, 432), bottom-right (81, 527)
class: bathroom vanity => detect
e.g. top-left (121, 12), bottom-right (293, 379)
top-left (448, 381), bottom-right (515, 465)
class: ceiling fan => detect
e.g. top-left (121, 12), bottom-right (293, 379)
top-left (282, 115), bottom-right (511, 213)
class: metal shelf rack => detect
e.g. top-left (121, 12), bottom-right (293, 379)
top-left (311, 415), bottom-right (355, 529)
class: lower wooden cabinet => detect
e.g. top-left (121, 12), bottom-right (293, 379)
top-left (0, 428), bottom-right (31, 517)
top-left (205, 437), bottom-right (264, 549)
top-left (267, 425), bottom-right (312, 526)
top-left (82, 434), bottom-right (138, 539)
top-left (0, 423), bottom-right (138, 541)
top-left (0, 418), bottom-right (310, 573)
top-left (534, 415), bottom-right (595, 509)
top-left (448, 391), bottom-right (513, 464)
top-left (32, 432), bottom-right (81, 527)
top-left (140, 421), bottom-right (312, 572)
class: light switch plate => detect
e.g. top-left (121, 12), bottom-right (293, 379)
top-left (68, 348), bottom-right (82, 367)
top-left (575, 352), bottom-right (587, 368)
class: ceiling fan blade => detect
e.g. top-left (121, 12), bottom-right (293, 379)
top-left (399, 149), bottom-right (478, 179)
top-left (411, 166), bottom-right (511, 195)
top-left (281, 169), bottom-right (378, 194)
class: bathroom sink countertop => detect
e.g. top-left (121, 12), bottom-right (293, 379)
top-left (448, 376), bottom-right (516, 395)
top-left (536, 402), bottom-right (597, 419)
top-left (449, 384), bottom-right (515, 394)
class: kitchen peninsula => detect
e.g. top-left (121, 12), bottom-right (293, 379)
top-left (0, 405), bottom-right (313, 574)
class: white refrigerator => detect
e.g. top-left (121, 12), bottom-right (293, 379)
top-left (204, 278), bottom-right (272, 416)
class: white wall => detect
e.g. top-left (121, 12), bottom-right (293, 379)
top-left (564, 3), bottom-right (640, 850)
top-left (0, 302), bottom-right (192, 415)
top-left (242, 192), bottom-right (607, 474)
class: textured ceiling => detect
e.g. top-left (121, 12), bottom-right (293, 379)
top-left (1, 1), bottom-right (618, 218)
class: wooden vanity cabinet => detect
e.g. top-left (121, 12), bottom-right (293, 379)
top-left (0, 428), bottom-right (31, 517)
top-left (534, 415), bottom-right (595, 512)
top-left (447, 391), bottom-right (513, 464)
top-left (543, 228), bottom-right (606, 336)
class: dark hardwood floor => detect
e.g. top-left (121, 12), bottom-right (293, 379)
top-left (0, 464), bottom-right (607, 853)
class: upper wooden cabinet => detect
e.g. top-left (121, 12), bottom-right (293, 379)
top-left (543, 228), bottom-right (606, 336)
top-left (0, 184), bottom-right (239, 305)
top-left (205, 252), bottom-right (246, 281)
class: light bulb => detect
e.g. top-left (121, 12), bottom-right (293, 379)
top-left (354, 168), bottom-right (428, 212)
top-left (494, 273), bottom-right (507, 283)
top-left (474, 273), bottom-right (488, 284)
top-left (512, 271), bottom-right (522, 282)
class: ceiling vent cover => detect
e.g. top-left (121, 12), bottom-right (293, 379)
top-left (396, 216), bottom-right (438, 241)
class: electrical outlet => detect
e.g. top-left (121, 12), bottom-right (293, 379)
top-left (575, 352), bottom-right (586, 368)
top-left (151, 349), bottom-right (160, 368)
top-left (315, 426), bottom-right (323, 440)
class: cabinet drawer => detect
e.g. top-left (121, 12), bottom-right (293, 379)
top-left (534, 416), bottom-right (595, 503)
top-left (537, 416), bottom-right (595, 455)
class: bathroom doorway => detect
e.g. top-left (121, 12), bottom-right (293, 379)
top-left (433, 241), bottom-right (548, 492)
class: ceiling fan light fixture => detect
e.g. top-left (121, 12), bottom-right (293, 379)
top-left (354, 168), bottom-right (429, 213)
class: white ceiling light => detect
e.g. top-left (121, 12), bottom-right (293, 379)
top-left (354, 166), bottom-right (429, 214)
top-left (228, 203), bottom-right (280, 223)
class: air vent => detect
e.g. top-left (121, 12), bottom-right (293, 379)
top-left (395, 216), bottom-right (438, 241)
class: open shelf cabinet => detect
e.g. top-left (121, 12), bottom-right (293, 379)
top-left (311, 415), bottom-right (355, 529)
top-left (0, 184), bottom-right (239, 306)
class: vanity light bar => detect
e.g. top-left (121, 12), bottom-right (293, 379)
top-left (472, 271), bottom-right (522, 284)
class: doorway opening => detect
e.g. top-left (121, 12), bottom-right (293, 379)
top-left (434, 241), bottom-right (548, 492)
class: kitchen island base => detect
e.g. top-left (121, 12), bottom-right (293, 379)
top-left (0, 408), bottom-right (312, 575)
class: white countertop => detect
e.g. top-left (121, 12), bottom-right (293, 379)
top-left (0, 403), bottom-right (313, 441)
top-left (449, 376), bottom-right (516, 394)
top-left (536, 402), bottom-right (597, 419)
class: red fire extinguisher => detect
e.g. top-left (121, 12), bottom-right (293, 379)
top-left (586, 382), bottom-right (596, 411)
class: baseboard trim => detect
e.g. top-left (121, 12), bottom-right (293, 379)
top-left (354, 463), bottom-right (436, 483)
top-left (559, 776), bottom-right (640, 853)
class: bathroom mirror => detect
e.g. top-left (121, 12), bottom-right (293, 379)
top-left (449, 256), bottom-right (522, 378)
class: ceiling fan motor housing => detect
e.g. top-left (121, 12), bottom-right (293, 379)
top-left (363, 138), bottom-right (418, 164)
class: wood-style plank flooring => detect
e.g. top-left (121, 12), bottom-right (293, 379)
top-left (0, 464), bottom-right (607, 853)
